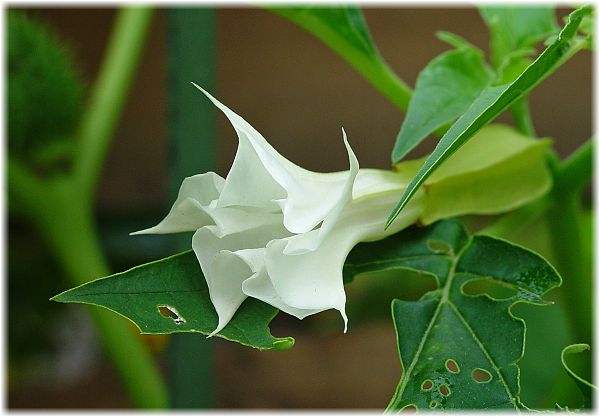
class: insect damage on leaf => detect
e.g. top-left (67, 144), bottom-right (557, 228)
top-left (345, 219), bottom-right (561, 410)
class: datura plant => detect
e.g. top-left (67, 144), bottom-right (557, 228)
top-left (52, 4), bottom-right (593, 411)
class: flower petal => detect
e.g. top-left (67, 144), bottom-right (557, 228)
top-left (192, 84), bottom-right (360, 237)
top-left (242, 268), bottom-right (324, 320)
top-left (131, 173), bottom-right (224, 235)
top-left (192, 217), bottom-right (291, 333)
top-left (256, 188), bottom-right (427, 332)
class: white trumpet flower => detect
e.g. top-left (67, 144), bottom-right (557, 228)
top-left (133, 85), bottom-right (426, 334)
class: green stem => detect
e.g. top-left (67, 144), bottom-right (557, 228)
top-left (8, 165), bottom-right (169, 408)
top-left (510, 97), bottom-right (536, 137)
top-left (9, 7), bottom-right (169, 408)
top-left (74, 7), bottom-right (153, 200)
top-left (546, 141), bottom-right (593, 345)
top-left (555, 140), bottom-right (593, 192)
top-left (268, 7), bottom-right (412, 112)
top-left (547, 192), bottom-right (591, 344)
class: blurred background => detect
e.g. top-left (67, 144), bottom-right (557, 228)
top-left (7, 6), bottom-right (591, 409)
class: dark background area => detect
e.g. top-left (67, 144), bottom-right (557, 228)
top-left (8, 7), bottom-right (592, 409)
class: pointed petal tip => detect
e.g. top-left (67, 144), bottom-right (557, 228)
top-left (130, 229), bottom-right (149, 236)
top-left (341, 309), bottom-right (348, 334)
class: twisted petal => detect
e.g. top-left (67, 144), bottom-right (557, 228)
top-left (131, 173), bottom-right (224, 235)
top-left (193, 84), bottom-right (360, 238)
top-left (192, 215), bottom-right (291, 334)
top-left (245, 187), bottom-right (427, 332)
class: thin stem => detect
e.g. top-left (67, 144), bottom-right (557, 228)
top-left (74, 7), bottom-right (153, 199)
top-left (510, 97), bottom-right (537, 137)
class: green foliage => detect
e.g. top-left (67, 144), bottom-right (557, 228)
top-left (391, 35), bottom-right (493, 162)
top-left (344, 219), bottom-right (561, 410)
top-left (52, 250), bottom-right (294, 351)
top-left (561, 344), bottom-right (596, 408)
top-left (386, 6), bottom-right (591, 229)
top-left (269, 6), bottom-right (411, 111)
top-left (271, 6), bottom-right (378, 58)
top-left (392, 124), bottom-right (553, 225)
top-left (8, 11), bottom-right (83, 167)
top-left (479, 6), bottom-right (558, 70)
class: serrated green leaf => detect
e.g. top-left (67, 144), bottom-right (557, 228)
top-left (386, 5), bottom-right (591, 229)
top-left (52, 250), bottom-right (294, 351)
top-left (391, 38), bottom-right (494, 162)
top-left (345, 219), bottom-right (561, 410)
top-left (561, 344), bottom-right (596, 408)
top-left (479, 6), bottom-right (559, 69)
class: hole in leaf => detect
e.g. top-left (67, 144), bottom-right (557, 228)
top-left (462, 279), bottom-right (517, 300)
top-left (400, 404), bottom-right (417, 413)
top-left (427, 239), bottom-right (453, 255)
top-left (438, 384), bottom-right (451, 397)
top-left (158, 305), bottom-right (186, 324)
top-left (445, 358), bottom-right (460, 373)
top-left (471, 368), bottom-right (492, 383)
top-left (421, 379), bottom-right (434, 391)
top-left (429, 401), bottom-right (438, 409)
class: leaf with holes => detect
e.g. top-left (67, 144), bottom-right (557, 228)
top-left (561, 344), bottom-right (596, 409)
top-left (51, 250), bottom-right (295, 351)
top-left (391, 33), bottom-right (494, 162)
top-left (344, 219), bottom-right (561, 410)
top-left (386, 5), bottom-right (591, 228)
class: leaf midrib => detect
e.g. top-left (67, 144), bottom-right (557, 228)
top-left (57, 288), bottom-right (207, 299)
top-left (389, 238), bottom-right (518, 410)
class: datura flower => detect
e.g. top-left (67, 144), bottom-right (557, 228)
top-left (133, 84), bottom-right (426, 335)
top-left (134, 84), bottom-right (551, 335)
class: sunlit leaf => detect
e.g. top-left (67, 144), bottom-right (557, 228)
top-left (386, 5), bottom-right (591, 228)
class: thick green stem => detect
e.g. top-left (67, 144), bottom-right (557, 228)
top-left (546, 141), bottom-right (593, 344)
top-left (547, 193), bottom-right (591, 344)
top-left (510, 97), bottom-right (536, 137)
top-left (13, 176), bottom-right (169, 408)
top-left (9, 7), bottom-right (169, 408)
top-left (555, 140), bottom-right (593, 192)
top-left (74, 7), bottom-right (153, 200)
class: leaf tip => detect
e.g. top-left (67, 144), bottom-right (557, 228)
top-left (272, 337), bottom-right (295, 351)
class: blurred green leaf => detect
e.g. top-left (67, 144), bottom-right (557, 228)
top-left (386, 5), bottom-right (591, 229)
top-left (52, 250), bottom-right (295, 351)
top-left (345, 219), bottom-right (562, 410)
top-left (479, 6), bottom-right (558, 69)
top-left (8, 11), bottom-right (83, 166)
top-left (392, 35), bottom-right (493, 162)
top-left (561, 344), bottom-right (596, 408)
